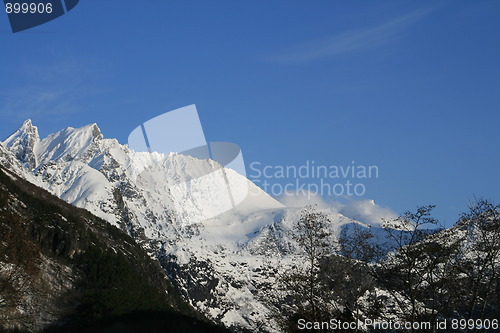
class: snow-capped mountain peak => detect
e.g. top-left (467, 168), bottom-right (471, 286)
top-left (3, 119), bottom-right (40, 170)
top-left (37, 123), bottom-right (103, 166)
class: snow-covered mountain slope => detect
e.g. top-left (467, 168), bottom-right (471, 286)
top-left (1, 120), bottom-right (375, 332)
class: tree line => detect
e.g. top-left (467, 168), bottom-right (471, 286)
top-left (266, 200), bottom-right (500, 332)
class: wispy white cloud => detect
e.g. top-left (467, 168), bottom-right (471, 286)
top-left (269, 7), bottom-right (434, 64)
top-left (1, 88), bottom-right (75, 119)
top-left (337, 199), bottom-right (398, 226)
top-left (276, 190), bottom-right (333, 210)
top-left (0, 59), bottom-right (104, 121)
top-left (277, 191), bottom-right (398, 225)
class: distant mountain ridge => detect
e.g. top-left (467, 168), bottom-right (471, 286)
top-left (1, 120), bottom-right (390, 331)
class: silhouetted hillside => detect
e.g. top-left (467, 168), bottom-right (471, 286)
top-left (0, 166), bottom-right (228, 333)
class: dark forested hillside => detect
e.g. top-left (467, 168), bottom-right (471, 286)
top-left (0, 166), bottom-right (228, 333)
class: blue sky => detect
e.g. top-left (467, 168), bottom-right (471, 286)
top-left (0, 0), bottom-right (499, 226)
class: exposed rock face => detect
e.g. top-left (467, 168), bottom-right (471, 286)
top-left (3, 119), bottom-right (40, 170)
